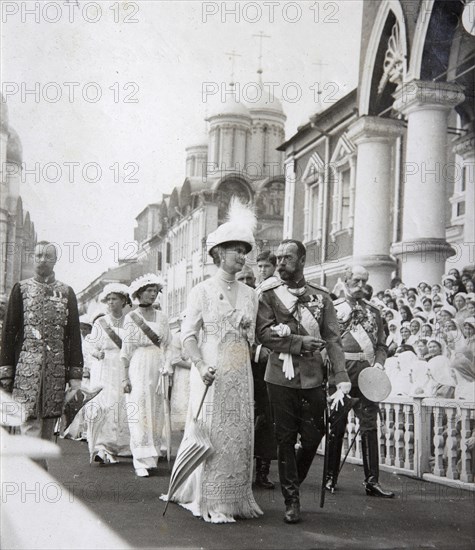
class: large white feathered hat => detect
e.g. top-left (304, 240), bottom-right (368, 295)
top-left (99, 283), bottom-right (130, 304)
top-left (206, 196), bottom-right (257, 256)
top-left (128, 273), bottom-right (164, 300)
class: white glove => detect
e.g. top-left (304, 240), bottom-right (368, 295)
top-left (337, 381), bottom-right (351, 394)
top-left (279, 353), bottom-right (295, 380)
top-left (329, 388), bottom-right (345, 411)
top-left (271, 324), bottom-right (291, 337)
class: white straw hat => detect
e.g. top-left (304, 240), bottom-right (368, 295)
top-left (99, 283), bottom-right (130, 304)
top-left (129, 273), bottom-right (164, 300)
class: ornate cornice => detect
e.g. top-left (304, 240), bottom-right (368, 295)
top-left (393, 80), bottom-right (465, 116)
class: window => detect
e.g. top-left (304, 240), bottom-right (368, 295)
top-left (329, 135), bottom-right (356, 240)
top-left (341, 168), bottom-right (351, 230)
top-left (450, 153), bottom-right (467, 223)
top-left (302, 152), bottom-right (325, 244)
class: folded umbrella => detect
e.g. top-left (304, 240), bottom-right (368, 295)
top-left (158, 373), bottom-right (173, 467)
top-left (162, 382), bottom-right (214, 516)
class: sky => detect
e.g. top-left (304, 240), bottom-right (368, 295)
top-left (1, 0), bottom-right (363, 291)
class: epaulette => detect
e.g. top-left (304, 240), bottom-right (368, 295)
top-left (256, 278), bottom-right (283, 294)
top-left (308, 282), bottom-right (330, 294)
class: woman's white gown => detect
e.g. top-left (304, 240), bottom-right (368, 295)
top-left (168, 276), bottom-right (263, 523)
top-left (86, 315), bottom-right (131, 461)
top-left (121, 309), bottom-right (171, 470)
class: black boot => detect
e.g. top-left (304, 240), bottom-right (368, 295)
top-left (296, 446), bottom-right (318, 484)
top-left (277, 443), bottom-right (300, 511)
top-left (325, 431), bottom-right (344, 493)
top-left (361, 431), bottom-right (394, 498)
top-left (255, 458), bottom-right (275, 489)
top-left (283, 501), bottom-right (301, 524)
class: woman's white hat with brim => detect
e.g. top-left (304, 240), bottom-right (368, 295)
top-left (99, 283), bottom-right (130, 303)
top-left (129, 273), bottom-right (164, 300)
top-left (206, 197), bottom-right (256, 256)
top-left (463, 316), bottom-right (475, 329)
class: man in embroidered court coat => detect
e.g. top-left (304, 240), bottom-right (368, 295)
top-left (0, 241), bottom-right (83, 442)
top-left (325, 265), bottom-right (394, 498)
top-left (256, 239), bottom-right (351, 524)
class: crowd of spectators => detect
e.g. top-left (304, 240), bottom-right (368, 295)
top-left (356, 267), bottom-right (475, 401)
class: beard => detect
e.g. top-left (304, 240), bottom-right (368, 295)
top-left (278, 269), bottom-right (291, 281)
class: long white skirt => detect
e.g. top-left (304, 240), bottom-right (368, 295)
top-left (126, 346), bottom-right (164, 469)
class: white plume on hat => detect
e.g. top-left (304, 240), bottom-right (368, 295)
top-left (206, 196), bottom-right (257, 255)
top-left (129, 273), bottom-right (164, 300)
top-left (99, 283), bottom-right (130, 303)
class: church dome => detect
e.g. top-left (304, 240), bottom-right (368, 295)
top-left (7, 127), bottom-right (22, 165)
top-left (208, 91), bottom-right (251, 119)
top-left (185, 128), bottom-right (208, 148)
top-left (246, 80), bottom-right (284, 114)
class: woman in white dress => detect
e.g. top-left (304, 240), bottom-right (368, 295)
top-left (86, 284), bottom-right (131, 464)
top-left (121, 274), bottom-right (172, 477)
top-left (167, 198), bottom-right (263, 523)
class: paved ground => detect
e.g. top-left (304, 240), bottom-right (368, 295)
top-left (48, 436), bottom-right (475, 550)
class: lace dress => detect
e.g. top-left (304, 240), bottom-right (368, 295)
top-left (86, 315), bottom-right (131, 461)
top-left (168, 276), bottom-right (263, 523)
top-left (120, 309), bottom-right (171, 470)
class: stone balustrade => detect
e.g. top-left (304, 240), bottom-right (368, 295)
top-left (332, 396), bottom-right (475, 490)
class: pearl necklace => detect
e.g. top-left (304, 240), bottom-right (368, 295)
top-left (110, 313), bottom-right (125, 327)
top-left (216, 271), bottom-right (236, 291)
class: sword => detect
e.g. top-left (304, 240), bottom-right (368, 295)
top-left (319, 356), bottom-right (330, 508)
top-left (338, 426), bottom-right (360, 475)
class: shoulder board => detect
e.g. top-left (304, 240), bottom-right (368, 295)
top-left (308, 282), bottom-right (329, 294)
top-left (333, 297), bottom-right (346, 305)
top-left (257, 279), bottom-right (283, 293)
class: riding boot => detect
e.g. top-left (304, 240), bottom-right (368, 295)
top-left (255, 458), bottom-right (275, 489)
top-left (361, 431), bottom-right (394, 498)
top-left (325, 431), bottom-right (344, 492)
top-left (296, 445), bottom-right (318, 484)
top-left (278, 443), bottom-right (300, 506)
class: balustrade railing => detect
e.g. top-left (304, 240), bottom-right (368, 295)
top-left (332, 397), bottom-right (474, 490)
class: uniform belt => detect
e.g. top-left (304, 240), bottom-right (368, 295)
top-left (344, 352), bottom-right (369, 361)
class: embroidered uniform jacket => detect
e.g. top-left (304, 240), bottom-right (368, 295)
top-left (0, 277), bottom-right (83, 419)
top-left (333, 296), bottom-right (388, 386)
top-left (256, 280), bottom-right (349, 389)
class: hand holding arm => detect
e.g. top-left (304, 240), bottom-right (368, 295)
top-left (121, 357), bottom-right (132, 393)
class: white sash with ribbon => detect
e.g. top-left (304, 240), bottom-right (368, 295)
top-left (273, 285), bottom-right (322, 380)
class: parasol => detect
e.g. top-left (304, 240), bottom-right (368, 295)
top-left (162, 381), bottom-right (214, 516)
top-left (158, 373), bottom-right (173, 467)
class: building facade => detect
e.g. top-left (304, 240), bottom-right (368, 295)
top-left (281, 0), bottom-right (474, 291)
top-left (0, 96), bottom-right (36, 302)
top-left (133, 77), bottom-right (287, 321)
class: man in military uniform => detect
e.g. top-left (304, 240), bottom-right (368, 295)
top-left (0, 241), bottom-right (83, 444)
top-left (256, 239), bottom-right (351, 523)
top-left (325, 265), bottom-right (394, 498)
